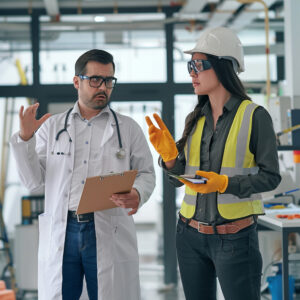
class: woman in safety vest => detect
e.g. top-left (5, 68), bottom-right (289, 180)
top-left (145, 27), bottom-right (281, 300)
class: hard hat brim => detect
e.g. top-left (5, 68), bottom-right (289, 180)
top-left (183, 49), bottom-right (196, 54)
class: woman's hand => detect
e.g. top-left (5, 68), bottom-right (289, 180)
top-left (180, 170), bottom-right (228, 194)
top-left (145, 113), bottom-right (178, 162)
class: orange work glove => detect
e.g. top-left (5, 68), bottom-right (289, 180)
top-left (180, 170), bottom-right (228, 194)
top-left (145, 113), bottom-right (178, 162)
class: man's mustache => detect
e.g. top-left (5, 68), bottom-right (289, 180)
top-left (93, 92), bottom-right (107, 99)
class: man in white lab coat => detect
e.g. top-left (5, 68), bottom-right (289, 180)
top-left (10, 49), bottom-right (156, 300)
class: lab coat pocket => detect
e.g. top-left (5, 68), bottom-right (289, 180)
top-left (38, 214), bottom-right (52, 261)
top-left (111, 216), bottom-right (138, 262)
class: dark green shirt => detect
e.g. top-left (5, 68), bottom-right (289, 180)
top-left (162, 96), bottom-right (281, 224)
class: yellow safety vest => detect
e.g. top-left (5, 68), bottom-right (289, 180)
top-left (180, 100), bottom-right (264, 220)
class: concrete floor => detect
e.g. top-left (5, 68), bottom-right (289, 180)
top-left (15, 223), bottom-right (300, 299)
top-left (137, 224), bottom-right (300, 300)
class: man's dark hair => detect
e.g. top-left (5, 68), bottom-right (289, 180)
top-left (75, 49), bottom-right (115, 75)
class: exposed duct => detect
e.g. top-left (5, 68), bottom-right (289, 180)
top-left (43, 0), bottom-right (60, 20)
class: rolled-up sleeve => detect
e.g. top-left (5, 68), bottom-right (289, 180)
top-left (10, 121), bottom-right (48, 193)
top-left (158, 152), bottom-right (186, 187)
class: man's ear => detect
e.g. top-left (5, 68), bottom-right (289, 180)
top-left (73, 76), bottom-right (79, 90)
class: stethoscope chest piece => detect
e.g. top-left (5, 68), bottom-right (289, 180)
top-left (116, 148), bottom-right (126, 159)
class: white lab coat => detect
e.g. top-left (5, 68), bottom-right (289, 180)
top-left (10, 107), bottom-right (156, 300)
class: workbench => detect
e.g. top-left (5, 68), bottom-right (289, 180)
top-left (258, 211), bottom-right (300, 300)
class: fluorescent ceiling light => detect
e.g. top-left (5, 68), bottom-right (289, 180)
top-left (94, 16), bottom-right (106, 22)
top-left (173, 12), bottom-right (210, 21)
top-left (94, 13), bottom-right (165, 23)
top-left (0, 16), bottom-right (31, 23)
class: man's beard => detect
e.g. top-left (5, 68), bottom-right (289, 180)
top-left (89, 92), bottom-right (110, 110)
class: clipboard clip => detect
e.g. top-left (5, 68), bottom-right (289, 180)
top-left (99, 172), bottom-right (125, 180)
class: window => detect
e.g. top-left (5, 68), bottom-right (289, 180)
top-left (39, 14), bottom-right (167, 84)
top-left (0, 16), bottom-right (32, 85)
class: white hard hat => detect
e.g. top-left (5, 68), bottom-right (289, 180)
top-left (184, 27), bottom-right (245, 73)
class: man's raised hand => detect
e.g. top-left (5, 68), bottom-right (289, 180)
top-left (19, 103), bottom-right (51, 141)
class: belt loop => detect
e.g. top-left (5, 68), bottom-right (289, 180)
top-left (185, 218), bottom-right (190, 228)
top-left (77, 215), bottom-right (89, 223)
top-left (187, 219), bottom-right (193, 228)
top-left (212, 222), bottom-right (218, 235)
top-left (180, 215), bottom-right (190, 228)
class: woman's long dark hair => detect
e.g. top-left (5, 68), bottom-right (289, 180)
top-left (176, 54), bottom-right (251, 153)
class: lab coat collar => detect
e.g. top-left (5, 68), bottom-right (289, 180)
top-left (63, 101), bottom-right (122, 148)
top-left (108, 106), bottom-right (123, 126)
top-left (70, 101), bottom-right (122, 125)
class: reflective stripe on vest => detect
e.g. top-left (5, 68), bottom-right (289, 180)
top-left (180, 117), bottom-right (205, 218)
top-left (180, 100), bottom-right (264, 220)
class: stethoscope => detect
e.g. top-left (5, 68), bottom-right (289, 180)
top-left (51, 107), bottom-right (126, 159)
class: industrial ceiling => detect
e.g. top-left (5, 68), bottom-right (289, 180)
top-left (0, 0), bottom-right (284, 30)
top-left (0, 0), bottom-right (284, 52)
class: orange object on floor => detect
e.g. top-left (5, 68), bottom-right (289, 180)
top-left (0, 281), bottom-right (15, 300)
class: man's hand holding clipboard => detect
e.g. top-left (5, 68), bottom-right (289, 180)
top-left (77, 170), bottom-right (139, 215)
top-left (110, 188), bottom-right (140, 215)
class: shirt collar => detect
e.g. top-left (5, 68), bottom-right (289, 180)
top-left (202, 95), bottom-right (240, 116)
top-left (71, 101), bottom-right (110, 121)
top-left (224, 96), bottom-right (240, 112)
top-left (71, 101), bottom-right (81, 117)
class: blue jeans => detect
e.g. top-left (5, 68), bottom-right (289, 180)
top-left (176, 218), bottom-right (262, 300)
top-left (62, 217), bottom-right (98, 300)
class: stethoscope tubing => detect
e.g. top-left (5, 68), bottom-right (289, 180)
top-left (110, 108), bottom-right (123, 149)
top-left (52, 106), bottom-right (125, 158)
top-left (55, 108), bottom-right (73, 141)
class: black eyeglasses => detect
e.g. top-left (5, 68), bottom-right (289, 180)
top-left (78, 74), bottom-right (117, 89)
top-left (187, 59), bottom-right (212, 74)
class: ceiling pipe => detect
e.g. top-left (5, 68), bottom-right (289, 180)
top-left (43, 0), bottom-right (60, 21)
top-left (237, 0), bottom-right (271, 106)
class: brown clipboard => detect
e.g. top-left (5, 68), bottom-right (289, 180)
top-left (76, 170), bottom-right (138, 214)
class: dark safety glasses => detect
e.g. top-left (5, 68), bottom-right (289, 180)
top-left (78, 74), bottom-right (117, 89)
top-left (187, 59), bottom-right (212, 74)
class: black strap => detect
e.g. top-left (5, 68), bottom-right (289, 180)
top-left (109, 108), bottom-right (122, 149)
top-left (55, 108), bottom-right (73, 141)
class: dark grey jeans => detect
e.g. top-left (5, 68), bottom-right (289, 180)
top-left (176, 218), bottom-right (262, 300)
